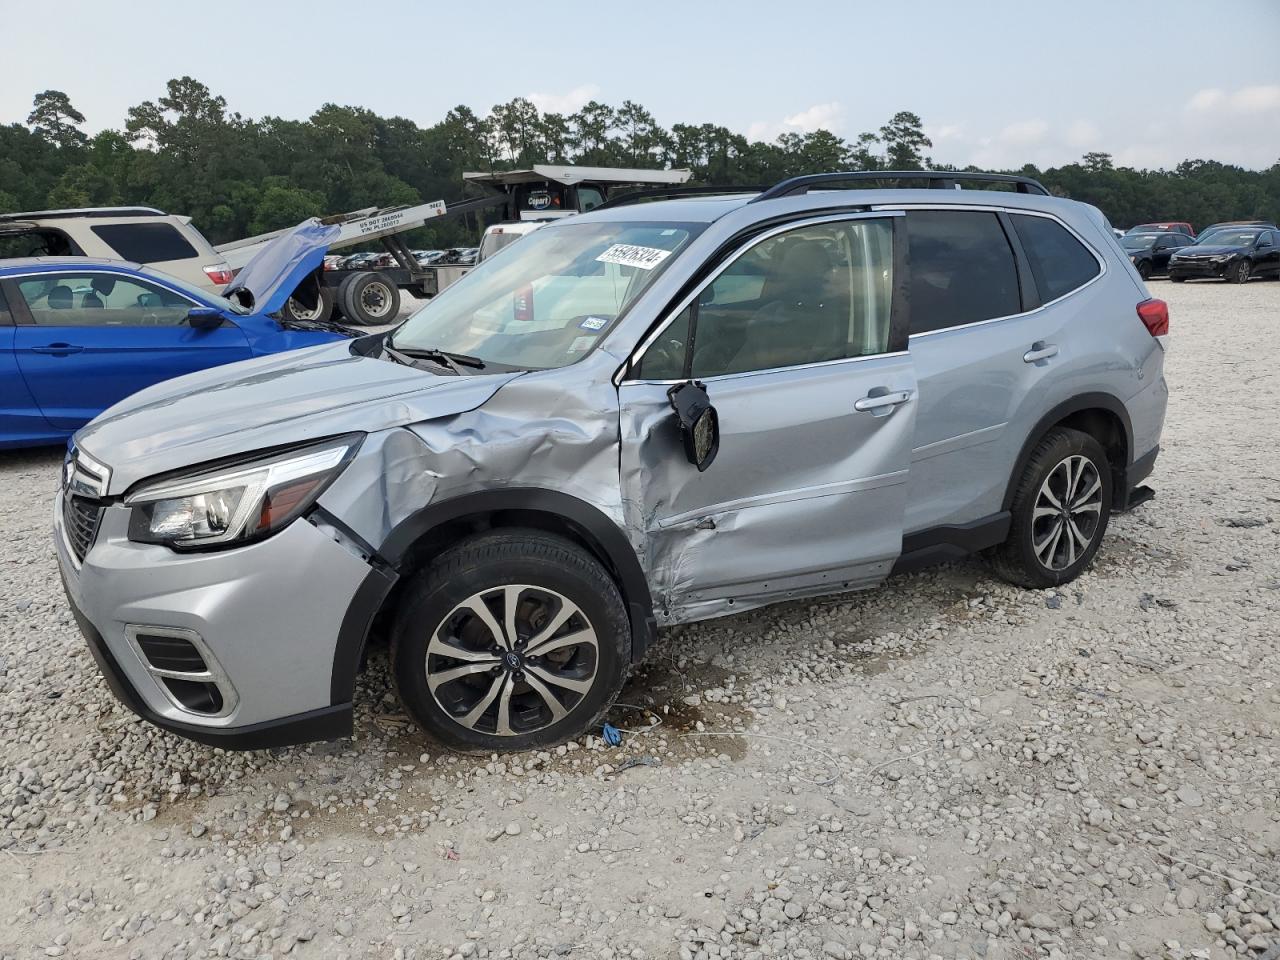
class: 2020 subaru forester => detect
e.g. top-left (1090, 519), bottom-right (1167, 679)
top-left (55, 172), bottom-right (1167, 753)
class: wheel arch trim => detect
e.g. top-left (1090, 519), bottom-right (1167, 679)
top-left (1002, 393), bottom-right (1134, 513)
top-left (328, 489), bottom-right (655, 706)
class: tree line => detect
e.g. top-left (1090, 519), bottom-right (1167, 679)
top-left (3, 78), bottom-right (1278, 249)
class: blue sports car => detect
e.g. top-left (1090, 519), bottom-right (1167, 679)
top-left (0, 222), bottom-right (353, 448)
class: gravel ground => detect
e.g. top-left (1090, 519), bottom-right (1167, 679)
top-left (2, 279), bottom-right (1278, 960)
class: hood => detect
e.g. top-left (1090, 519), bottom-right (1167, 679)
top-left (75, 340), bottom-right (522, 494)
top-left (1174, 244), bottom-right (1244, 257)
top-left (222, 221), bottom-right (341, 315)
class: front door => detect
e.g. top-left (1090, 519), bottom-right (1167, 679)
top-left (618, 214), bottom-right (916, 623)
top-left (5, 271), bottom-right (252, 430)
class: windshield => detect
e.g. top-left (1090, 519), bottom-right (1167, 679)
top-left (1200, 230), bottom-right (1260, 246)
top-left (1121, 235), bottom-right (1159, 250)
top-left (392, 220), bottom-right (701, 369)
top-left (139, 265), bottom-right (247, 314)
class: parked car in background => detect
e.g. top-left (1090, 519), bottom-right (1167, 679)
top-left (1125, 221), bottom-right (1195, 237)
top-left (1196, 220), bottom-right (1278, 243)
top-left (1169, 226), bottom-right (1280, 283)
top-left (1121, 231), bottom-right (1195, 279)
top-left (413, 250), bottom-right (445, 266)
top-left (0, 207), bottom-right (234, 295)
top-left (54, 171), bottom-right (1166, 752)
top-left (478, 221), bottom-right (548, 262)
top-left (0, 223), bottom-right (352, 448)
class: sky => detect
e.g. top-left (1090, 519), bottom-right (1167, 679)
top-left (3, 0), bottom-right (1279, 171)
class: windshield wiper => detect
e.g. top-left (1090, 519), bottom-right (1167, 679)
top-left (387, 343), bottom-right (486, 374)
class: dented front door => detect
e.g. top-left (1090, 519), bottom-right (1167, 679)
top-left (619, 353), bottom-right (917, 624)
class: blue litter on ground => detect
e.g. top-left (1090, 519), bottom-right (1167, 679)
top-left (602, 723), bottom-right (623, 746)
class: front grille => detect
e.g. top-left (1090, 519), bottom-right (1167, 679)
top-left (63, 494), bottom-right (104, 562)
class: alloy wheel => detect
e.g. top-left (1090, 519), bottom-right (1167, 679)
top-left (425, 584), bottom-right (599, 736)
top-left (1031, 455), bottom-right (1103, 571)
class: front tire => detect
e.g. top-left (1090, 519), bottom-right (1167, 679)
top-left (390, 530), bottom-right (631, 752)
top-left (1230, 260), bottom-right (1252, 284)
top-left (990, 428), bottom-right (1112, 589)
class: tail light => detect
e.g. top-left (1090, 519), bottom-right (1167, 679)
top-left (203, 264), bottom-right (234, 286)
top-left (513, 283), bottom-right (534, 322)
top-left (1136, 298), bottom-right (1169, 338)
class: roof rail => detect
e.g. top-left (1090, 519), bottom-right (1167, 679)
top-left (750, 170), bottom-right (1049, 203)
top-left (0, 206), bottom-right (168, 221)
top-left (593, 184), bottom-right (768, 211)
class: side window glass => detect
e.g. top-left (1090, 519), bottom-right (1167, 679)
top-left (89, 223), bottom-right (199, 263)
top-left (906, 210), bottom-right (1020, 335)
top-left (635, 305), bottom-right (691, 380)
top-left (1010, 214), bottom-right (1102, 302)
top-left (687, 219), bottom-right (894, 378)
top-left (16, 273), bottom-right (193, 327)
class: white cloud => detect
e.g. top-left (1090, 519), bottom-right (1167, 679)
top-left (746, 101), bottom-right (844, 142)
top-left (1065, 120), bottom-right (1101, 149)
top-left (997, 119), bottom-right (1050, 147)
top-left (526, 84), bottom-right (600, 115)
top-left (1187, 85), bottom-right (1280, 115)
top-left (783, 101), bottom-right (844, 132)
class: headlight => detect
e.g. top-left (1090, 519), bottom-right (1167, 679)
top-left (125, 435), bottom-right (361, 549)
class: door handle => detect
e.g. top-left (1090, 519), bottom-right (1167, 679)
top-left (30, 343), bottom-right (84, 356)
top-left (1023, 342), bottom-right (1058, 364)
top-left (854, 390), bottom-right (913, 413)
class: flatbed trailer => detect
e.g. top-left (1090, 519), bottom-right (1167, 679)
top-left (215, 194), bottom-right (507, 324)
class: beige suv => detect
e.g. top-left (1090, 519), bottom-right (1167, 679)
top-left (0, 206), bottom-right (233, 294)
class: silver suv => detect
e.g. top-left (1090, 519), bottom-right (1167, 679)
top-left (55, 172), bottom-right (1168, 752)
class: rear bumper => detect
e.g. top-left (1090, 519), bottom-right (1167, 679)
top-left (1118, 445), bottom-right (1159, 511)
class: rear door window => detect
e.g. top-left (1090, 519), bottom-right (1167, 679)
top-left (1010, 214), bottom-right (1101, 302)
top-left (90, 223), bottom-right (199, 264)
top-left (906, 210), bottom-right (1021, 334)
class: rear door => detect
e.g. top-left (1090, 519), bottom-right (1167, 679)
top-left (5, 270), bottom-right (252, 430)
top-left (619, 213), bottom-right (916, 622)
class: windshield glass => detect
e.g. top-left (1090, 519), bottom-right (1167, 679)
top-left (1201, 230), bottom-right (1260, 246)
top-left (392, 220), bottom-right (701, 369)
top-left (1121, 235), bottom-right (1159, 250)
top-left (139, 266), bottom-right (247, 314)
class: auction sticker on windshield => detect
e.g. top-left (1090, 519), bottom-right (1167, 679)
top-left (596, 244), bottom-right (672, 270)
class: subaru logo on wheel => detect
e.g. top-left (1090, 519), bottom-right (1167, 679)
top-left (504, 652), bottom-right (521, 669)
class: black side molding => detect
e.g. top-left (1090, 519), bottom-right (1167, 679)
top-left (891, 512), bottom-right (1011, 576)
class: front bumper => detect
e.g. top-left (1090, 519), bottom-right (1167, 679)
top-left (1168, 259), bottom-right (1231, 278)
top-left (56, 491), bottom-right (374, 749)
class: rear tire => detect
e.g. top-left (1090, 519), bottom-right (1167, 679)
top-left (339, 271), bottom-right (401, 325)
top-left (1136, 260), bottom-right (1151, 281)
top-left (280, 285), bottom-right (335, 324)
top-left (390, 530), bottom-right (631, 752)
top-left (1170, 275), bottom-right (1187, 283)
top-left (990, 428), bottom-right (1113, 589)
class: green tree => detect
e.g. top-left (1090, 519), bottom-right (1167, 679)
top-left (27, 90), bottom-right (87, 150)
top-left (879, 111), bottom-right (931, 169)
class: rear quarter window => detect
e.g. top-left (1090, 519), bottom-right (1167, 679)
top-left (90, 223), bottom-right (199, 264)
top-left (1010, 214), bottom-right (1101, 302)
